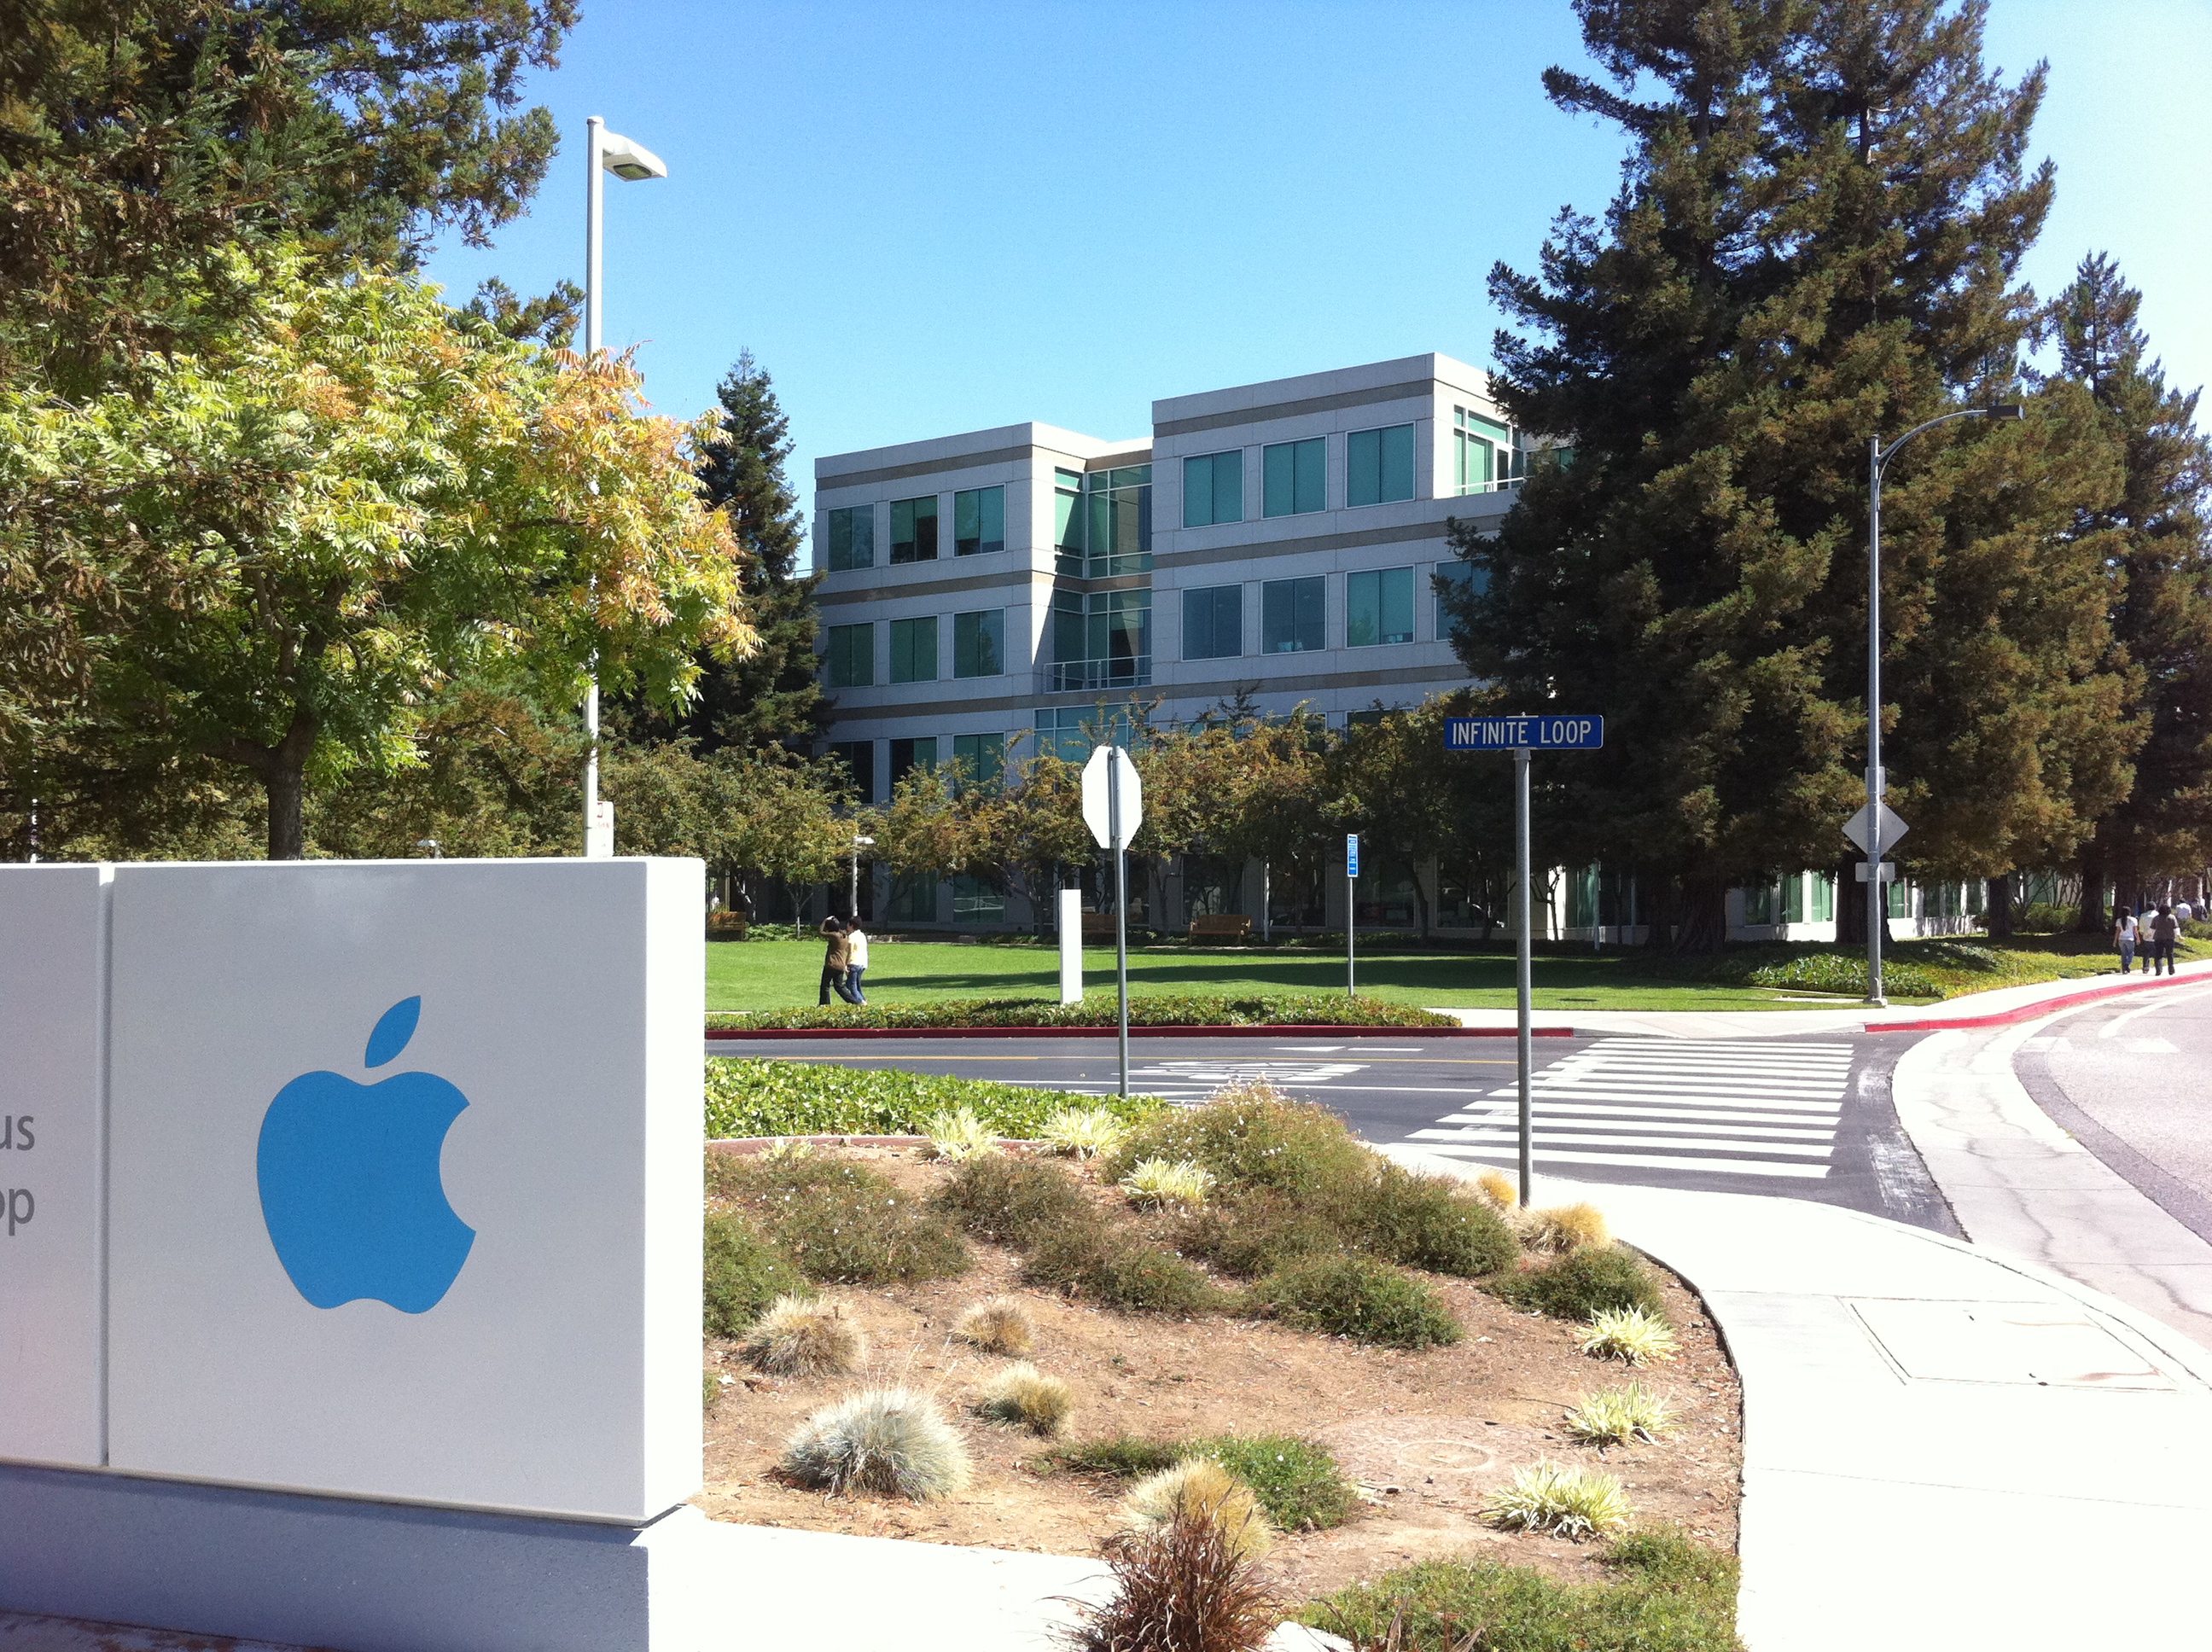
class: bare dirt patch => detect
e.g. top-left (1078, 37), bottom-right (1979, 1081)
top-left (696, 1147), bottom-right (1740, 1597)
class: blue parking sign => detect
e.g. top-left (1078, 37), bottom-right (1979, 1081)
top-left (1346, 834), bottom-right (1360, 876)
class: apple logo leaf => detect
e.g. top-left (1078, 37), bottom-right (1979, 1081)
top-left (364, 996), bottom-right (422, 1069)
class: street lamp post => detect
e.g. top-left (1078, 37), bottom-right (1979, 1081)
top-left (581, 116), bottom-right (669, 858)
top-left (1865, 402), bottom-right (2023, 1003)
top-left (849, 834), bottom-right (875, 919)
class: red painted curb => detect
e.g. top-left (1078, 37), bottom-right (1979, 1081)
top-left (704, 1022), bottom-right (1579, 1043)
top-left (1867, 967), bottom-right (2212, 1033)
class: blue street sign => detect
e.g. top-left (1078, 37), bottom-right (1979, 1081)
top-left (1444, 715), bottom-right (1605, 751)
top-left (1346, 833), bottom-right (1360, 876)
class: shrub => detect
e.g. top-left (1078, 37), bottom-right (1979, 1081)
top-left (1054, 1433), bottom-right (1183, 1480)
top-left (933, 1155), bottom-right (1089, 1248)
top-left (1200, 1436), bottom-right (1358, 1533)
top-left (1580, 1306), bottom-right (1683, 1366)
top-left (703, 1058), bottom-right (1160, 1142)
top-left (1254, 1255), bottom-right (1462, 1350)
top-left (711, 993), bottom-right (1456, 1034)
top-left (1562, 1384), bottom-right (1674, 1449)
top-left (1302, 1527), bottom-right (1740, 1652)
top-left (740, 1294), bottom-right (867, 1379)
top-left (975, 1363), bottom-right (1076, 1436)
top-left (782, 1388), bottom-right (972, 1500)
top-left (718, 1157), bottom-right (972, 1286)
top-left (1491, 1246), bottom-right (1665, 1321)
top-left (1518, 1201), bottom-right (1612, 1255)
top-left (1124, 1457), bottom-right (1275, 1562)
top-left (1121, 1156), bottom-right (1219, 1211)
top-left (1025, 1218), bottom-right (1228, 1316)
top-left (704, 1370), bottom-right (722, 1411)
top-left (1106, 1090), bottom-right (1375, 1201)
top-left (955, 1295), bottom-right (1037, 1356)
top-left (1337, 1166), bottom-right (1519, 1277)
top-left (702, 1212), bottom-right (805, 1338)
top-left (1176, 1196), bottom-right (1342, 1279)
top-left (1744, 953), bottom-right (1941, 998)
top-left (1484, 1461), bottom-right (1633, 1540)
top-left (1062, 1513), bottom-right (1283, 1652)
top-left (1039, 1105), bottom-right (1131, 1158)
top-left (1472, 1166), bottom-right (1519, 1211)
top-left (923, 1104), bottom-right (999, 1161)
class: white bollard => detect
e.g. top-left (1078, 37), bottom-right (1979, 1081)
top-left (1057, 887), bottom-right (1083, 1003)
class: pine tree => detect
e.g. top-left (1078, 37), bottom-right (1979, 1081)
top-left (2048, 256), bottom-right (2212, 930)
top-left (1450, 0), bottom-right (2126, 949)
top-left (673, 352), bottom-right (828, 753)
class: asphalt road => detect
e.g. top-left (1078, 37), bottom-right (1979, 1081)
top-left (2016, 979), bottom-right (2212, 1244)
top-left (713, 1029), bottom-right (1955, 1231)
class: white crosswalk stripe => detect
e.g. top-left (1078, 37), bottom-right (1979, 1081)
top-left (1056, 1059), bottom-right (1370, 1105)
top-left (1404, 1038), bottom-right (1854, 1182)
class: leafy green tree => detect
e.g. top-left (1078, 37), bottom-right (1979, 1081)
top-left (2043, 255), bottom-right (2212, 931)
top-left (0, 252), bottom-right (751, 858)
top-left (1451, 0), bottom-right (2124, 949)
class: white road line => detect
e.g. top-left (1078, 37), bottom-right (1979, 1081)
top-left (1435, 1112), bottom-right (1835, 1141)
top-left (1438, 1102), bottom-right (1840, 1126)
top-left (1410, 1126), bottom-right (1833, 1158)
top-left (1485, 1085), bottom-right (1845, 1112)
top-left (1412, 1143), bottom-right (1834, 1179)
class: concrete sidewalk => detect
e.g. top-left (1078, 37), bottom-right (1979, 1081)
top-left (1391, 1146), bottom-right (2212, 1651)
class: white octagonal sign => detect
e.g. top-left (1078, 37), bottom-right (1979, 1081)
top-left (102, 858), bottom-right (703, 1522)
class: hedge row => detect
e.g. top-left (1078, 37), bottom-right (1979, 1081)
top-left (707, 992), bottom-right (1457, 1032)
top-left (702, 1057), bottom-right (1162, 1141)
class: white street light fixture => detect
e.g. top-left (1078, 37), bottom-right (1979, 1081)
top-left (1863, 402), bottom-right (2023, 1003)
top-left (849, 834), bottom-right (876, 918)
top-left (581, 116), bottom-right (667, 859)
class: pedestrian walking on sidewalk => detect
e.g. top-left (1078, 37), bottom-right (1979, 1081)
top-left (844, 920), bottom-right (870, 1003)
top-left (2114, 906), bottom-right (2139, 974)
top-left (818, 916), bottom-right (856, 1005)
top-left (2149, 905), bottom-right (2180, 976)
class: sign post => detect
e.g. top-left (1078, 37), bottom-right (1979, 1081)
top-left (1082, 746), bottom-right (1144, 1098)
top-left (1842, 800), bottom-right (1909, 1005)
top-left (1445, 715), bottom-right (1605, 1206)
top-left (1345, 833), bottom-right (1360, 997)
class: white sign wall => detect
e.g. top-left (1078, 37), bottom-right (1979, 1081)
top-left (0, 865), bottom-right (110, 1468)
top-left (94, 858), bottom-right (702, 1522)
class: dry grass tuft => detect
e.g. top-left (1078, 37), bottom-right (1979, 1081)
top-left (1483, 1461), bottom-right (1633, 1540)
top-left (1578, 1306), bottom-right (1682, 1366)
top-left (1519, 1201), bottom-right (1613, 1254)
top-left (955, 1294), bottom-right (1036, 1356)
top-left (1058, 1511), bottom-right (1283, 1652)
top-left (1120, 1156), bottom-right (1219, 1211)
top-left (1472, 1167), bottom-right (1520, 1211)
top-left (1039, 1106), bottom-right (1131, 1159)
top-left (782, 1387), bottom-right (972, 1501)
top-left (740, 1294), bottom-right (867, 1378)
top-left (1124, 1457), bottom-right (1275, 1562)
top-left (977, 1362), bottom-right (1077, 1436)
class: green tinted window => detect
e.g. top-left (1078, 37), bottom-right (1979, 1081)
top-left (890, 496), bottom-right (939, 562)
top-left (1181, 451), bottom-right (1243, 527)
top-left (953, 609), bottom-right (1003, 678)
top-left (1085, 466), bottom-right (1153, 576)
top-left (824, 622), bottom-right (873, 687)
top-left (1346, 567), bottom-right (1414, 647)
top-left (954, 486), bottom-right (1004, 556)
top-left (827, 505), bottom-right (874, 570)
top-left (888, 616), bottom-right (937, 683)
top-left (1261, 577), bottom-right (1324, 652)
top-left (1054, 469), bottom-right (1083, 575)
top-left (1182, 585), bottom-right (1242, 660)
top-left (889, 737), bottom-right (937, 791)
top-left (952, 732), bottom-right (1004, 789)
top-left (1347, 425), bottom-right (1415, 507)
top-left (1262, 439), bottom-right (1325, 517)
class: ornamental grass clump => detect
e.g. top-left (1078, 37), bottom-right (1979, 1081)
top-left (1040, 1105), bottom-right (1130, 1159)
top-left (1025, 1218), bottom-right (1228, 1316)
top-left (1254, 1254), bottom-right (1462, 1350)
top-left (782, 1387), bottom-right (972, 1501)
top-left (1471, 1167), bottom-right (1520, 1211)
top-left (1123, 1457), bottom-right (1276, 1562)
top-left (1338, 1165), bottom-right (1520, 1277)
top-left (1579, 1306), bottom-right (1682, 1367)
top-left (740, 1294), bottom-right (867, 1379)
top-left (1121, 1156), bottom-right (1218, 1212)
top-left (976, 1362), bottom-right (1076, 1436)
top-left (702, 1212), bottom-right (805, 1338)
top-left (1563, 1384), bottom-right (1675, 1449)
top-left (933, 1155), bottom-right (1089, 1248)
top-left (1484, 1461), bottom-right (1633, 1540)
top-left (1105, 1088), bottom-right (1375, 1201)
top-left (1176, 1195), bottom-right (1341, 1279)
top-left (716, 1157), bottom-right (971, 1286)
top-left (1061, 1512), bottom-right (1283, 1652)
top-left (1517, 1201), bottom-right (1613, 1255)
top-left (955, 1294), bottom-right (1037, 1356)
top-left (1491, 1244), bottom-right (1666, 1321)
top-left (923, 1105), bottom-right (999, 1161)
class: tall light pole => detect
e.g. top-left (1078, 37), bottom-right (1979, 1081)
top-left (849, 834), bottom-right (875, 919)
top-left (1865, 402), bottom-right (2023, 1003)
top-left (581, 117), bottom-right (669, 858)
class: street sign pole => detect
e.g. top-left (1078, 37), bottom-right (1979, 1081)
top-left (1514, 745), bottom-right (1534, 1207)
top-left (1111, 759), bottom-right (1129, 1099)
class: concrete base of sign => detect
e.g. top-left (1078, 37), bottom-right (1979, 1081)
top-left (0, 1463), bottom-right (716, 1652)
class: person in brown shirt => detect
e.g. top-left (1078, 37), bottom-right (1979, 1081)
top-left (818, 917), bottom-right (853, 1004)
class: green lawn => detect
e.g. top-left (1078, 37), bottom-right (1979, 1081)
top-left (706, 932), bottom-right (2180, 1014)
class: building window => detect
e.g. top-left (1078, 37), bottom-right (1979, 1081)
top-left (1453, 406), bottom-right (1518, 495)
top-left (950, 873), bottom-right (1004, 923)
top-left (1346, 567), bottom-right (1415, 647)
top-left (1784, 873), bottom-right (1807, 924)
top-left (887, 874), bottom-right (935, 922)
top-left (953, 608), bottom-right (1004, 678)
top-left (889, 736), bottom-right (938, 792)
top-left (825, 739), bottom-right (876, 804)
top-left (1053, 590), bottom-right (1150, 690)
top-left (888, 615), bottom-right (937, 683)
top-left (1261, 576), bottom-right (1324, 654)
top-left (1086, 465), bottom-right (1152, 577)
top-left (827, 505), bottom-right (875, 571)
top-left (1035, 705), bottom-right (1137, 761)
top-left (824, 622), bottom-right (873, 687)
top-left (1434, 560), bottom-right (1488, 644)
top-left (1182, 585), bottom-right (1243, 660)
top-left (1811, 874), bottom-right (1836, 922)
top-left (1743, 880), bottom-right (1780, 926)
top-left (890, 495), bottom-right (939, 563)
top-left (1055, 468), bottom-right (1084, 576)
top-left (1347, 424), bottom-right (1416, 507)
top-left (952, 732), bottom-right (1004, 790)
top-left (954, 486), bottom-right (1004, 556)
top-left (1181, 451), bottom-right (1243, 527)
top-left (1263, 438), bottom-right (1326, 517)
top-left (1887, 876), bottom-right (1912, 920)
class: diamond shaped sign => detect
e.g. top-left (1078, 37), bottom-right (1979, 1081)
top-left (1842, 801), bottom-right (1910, 856)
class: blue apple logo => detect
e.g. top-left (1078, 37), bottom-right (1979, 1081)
top-left (256, 996), bottom-right (476, 1314)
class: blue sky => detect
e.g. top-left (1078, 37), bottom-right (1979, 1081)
top-left (426, 2), bottom-right (2212, 502)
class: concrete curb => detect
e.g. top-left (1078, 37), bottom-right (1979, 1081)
top-left (705, 1022), bottom-right (1577, 1042)
top-left (1866, 958), bottom-right (2212, 1033)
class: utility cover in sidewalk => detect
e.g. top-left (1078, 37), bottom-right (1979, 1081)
top-left (1848, 1299), bottom-right (2177, 1391)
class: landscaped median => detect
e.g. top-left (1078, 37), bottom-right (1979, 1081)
top-left (708, 992), bottom-right (1460, 1036)
top-left (705, 1057), bottom-right (1163, 1142)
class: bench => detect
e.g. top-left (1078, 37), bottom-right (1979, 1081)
top-left (1080, 911), bottom-right (1120, 939)
top-left (1189, 914), bottom-right (1253, 941)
